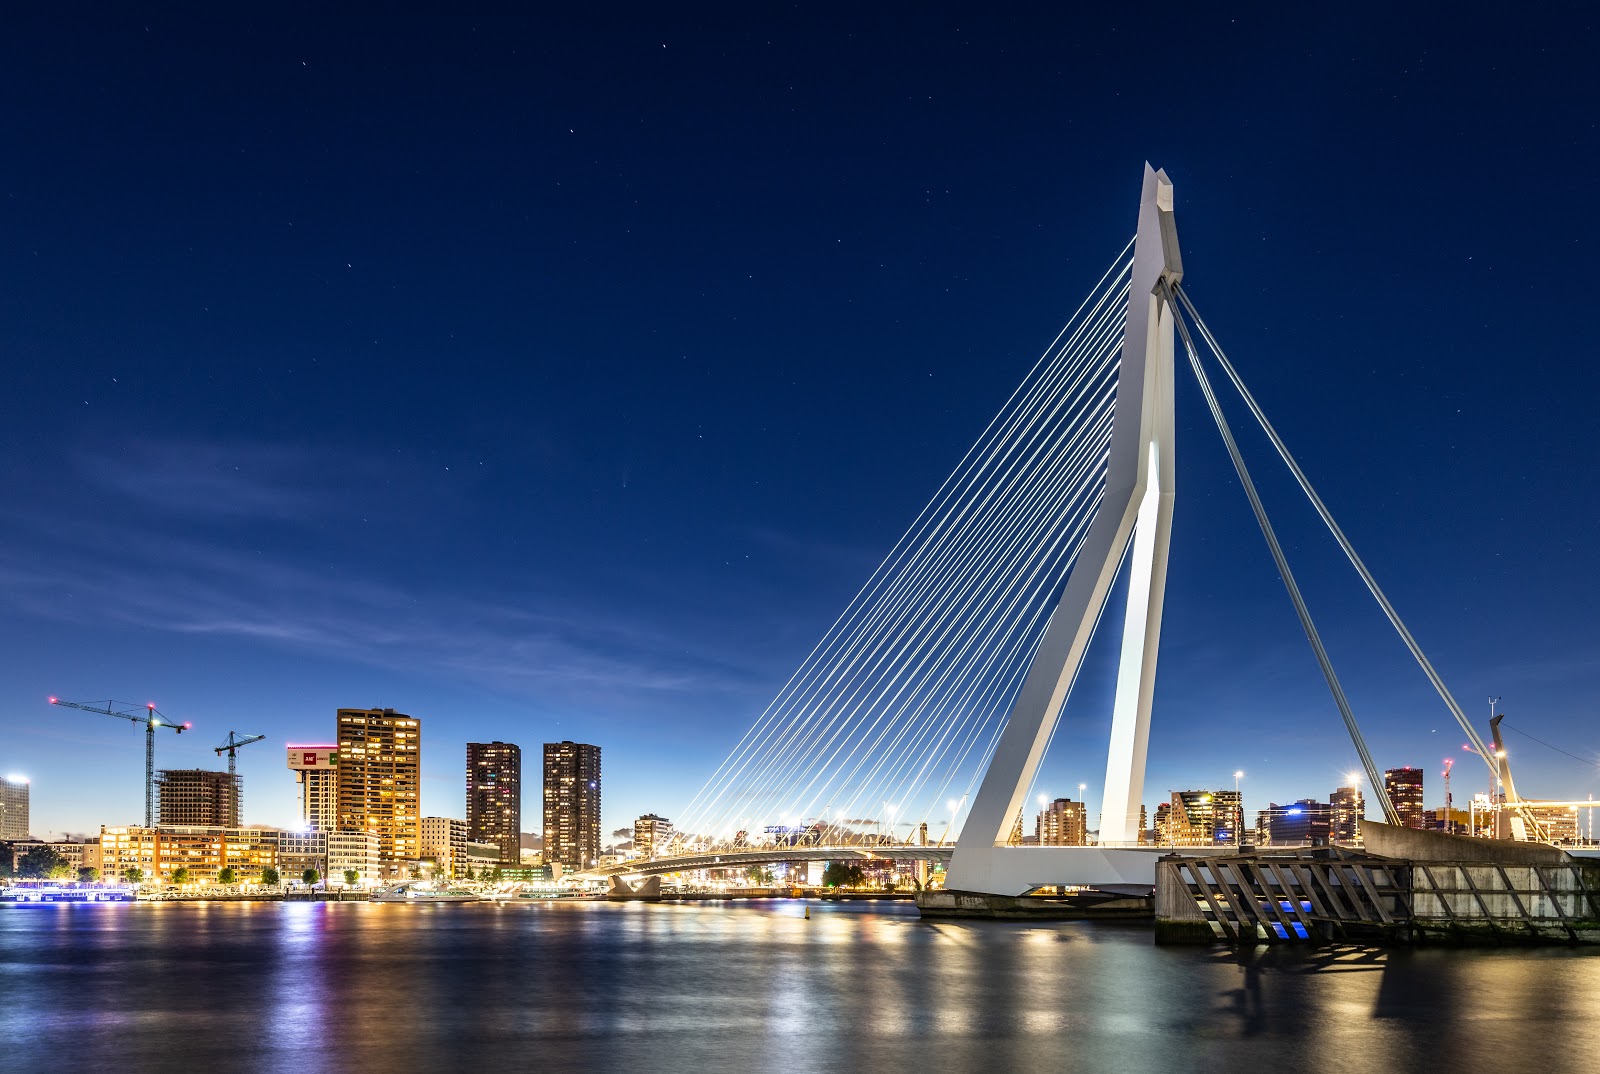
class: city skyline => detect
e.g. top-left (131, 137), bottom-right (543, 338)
top-left (4, 12), bottom-right (1598, 840)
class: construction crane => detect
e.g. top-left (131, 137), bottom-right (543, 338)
top-left (214, 732), bottom-right (266, 824)
top-left (214, 731), bottom-right (266, 777)
top-left (49, 697), bottom-right (191, 827)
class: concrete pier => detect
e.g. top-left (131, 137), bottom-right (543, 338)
top-left (1154, 822), bottom-right (1600, 946)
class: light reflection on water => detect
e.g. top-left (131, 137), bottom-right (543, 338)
top-left (1, 900), bottom-right (1598, 1072)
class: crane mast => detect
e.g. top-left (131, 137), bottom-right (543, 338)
top-left (49, 697), bottom-right (191, 828)
top-left (215, 731), bottom-right (266, 824)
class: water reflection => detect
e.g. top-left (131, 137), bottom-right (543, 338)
top-left (1, 901), bottom-right (1598, 1072)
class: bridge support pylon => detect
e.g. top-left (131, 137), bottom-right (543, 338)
top-left (946, 164), bottom-right (1182, 896)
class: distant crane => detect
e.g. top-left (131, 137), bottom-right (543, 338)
top-left (214, 732), bottom-right (266, 824)
top-left (49, 697), bottom-right (191, 827)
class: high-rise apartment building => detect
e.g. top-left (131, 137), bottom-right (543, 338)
top-left (287, 745), bottom-right (339, 830)
top-left (0, 774), bottom-right (29, 840)
top-left (543, 741), bottom-right (601, 870)
top-left (156, 769), bottom-right (241, 828)
top-left (1034, 798), bottom-right (1087, 846)
top-left (420, 816), bottom-right (468, 879)
top-left (1384, 768), bottom-right (1426, 830)
top-left (634, 813), bottom-right (673, 858)
top-left (1329, 785), bottom-right (1365, 844)
top-left (336, 708), bottom-right (421, 871)
top-left (466, 741), bottom-right (521, 864)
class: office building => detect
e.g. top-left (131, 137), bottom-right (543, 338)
top-left (327, 830), bottom-right (381, 886)
top-left (543, 741), bottom-right (601, 870)
top-left (421, 816), bottom-right (468, 879)
top-left (1162, 790), bottom-right (1242, 846)
top-left (278, 829), bottom-right (329, 879)
top-left (7, 840), bottom-right (91, 874)
top-left (1329, 785), bottom-right (1365, 845)
top-left (1034, 798), bottom-right (1087, 846)
top-left (336, 708), bottom-right (421, 873)
top-left (466, 741), bottom-right (521, 864)
top-left (0, 774), bottom-right (28, 840)
top-left (1524, 803), bottom-right (1581, 844)
top-left (156, 769), bottom-right (241, 828)
top-left (1384, 768), bottom-right (1426, 830)
top-left (1256, 799), bottom-right (1332, 846)
top-left (634, 813), bottom-right (673, 858)
top-left (287, 745), bottom-right (339, 830)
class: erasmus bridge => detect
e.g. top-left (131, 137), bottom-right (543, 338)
top-left (590, 165), bottom-right (1523, 896)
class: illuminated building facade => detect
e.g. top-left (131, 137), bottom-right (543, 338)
top-left (1034, 798), bottom-right (1087, 846)
top-left (278, 829), bottom-right (328, 879)
top-left (156, 769), bottom-right (241, 828)
top-left (466, 741), bottom-right (521, 864)
top-left (336, 708), bottom-right (421, 874)
top-left (0, 774), bottom-right (29, 840)
top-left (1525, 803), bottom-right (1581, 844)
top-left (1255, 799), bottom-right (1332, 846)
top-left (634, 813), bottom-right (673, 858)
top-left (1329, 785), bottom-right (1365, 844)
top-left (287, 745), bottom-right (339, 831)
top-left (1162, 790), bottom-right (1242, 846)
top-left (1384, 768), bottom-right (1426, 830)
top-left (543, 741), bottom-right (601, 870)
top-left (327, 829), bottom-right (381, 885)
top-left (99, 825), bottom-right (280, 884)
top-left (421, 816), bottom-right (468, 879)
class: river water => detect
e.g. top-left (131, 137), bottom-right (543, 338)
top-left (2, 899), bottom-right (1597, 1073)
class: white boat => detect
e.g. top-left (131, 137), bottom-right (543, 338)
top-left (369, 881), bottom-right (483, 903)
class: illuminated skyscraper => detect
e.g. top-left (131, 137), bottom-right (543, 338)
top-left (1165, 790), bottom-right (1242, 846)
top-left (633, 814), bottom-right (673, 858)
top-left (287, 745), bottom-right (338, 831)
top-left (543, 741), bottom-right (600, 870)
top-left (1329, 784), bottom-right (1365, 844)
top-left (1034, 798), bottom-right (1087, 846)
top-left (1384, 768), bottom-right (1426, 830)
top-left (336, 708), bottom-right (421, 871)
top-left (0, 775), bottom-right (29, 840)
top-left (466, 741), bottom-right (521, 864)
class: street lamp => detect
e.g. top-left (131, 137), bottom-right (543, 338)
top-left (939, 796), bottom-right (963, 848)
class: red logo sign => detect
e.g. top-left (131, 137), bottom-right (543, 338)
top-left (303, 752), bottom-right (317, 766)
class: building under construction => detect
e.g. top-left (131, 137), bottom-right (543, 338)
top-left (156, 769), bottom-right (240, 828)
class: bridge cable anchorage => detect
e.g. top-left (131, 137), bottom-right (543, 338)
top-left (671, 240), bottom-right (1134, 837)
top-left (1163, 282), bottom-right (1401, 825)
top-left (1170, 285), bottom-right (1505, 791)
top-left (673, 245), bottom-right (1135, 853)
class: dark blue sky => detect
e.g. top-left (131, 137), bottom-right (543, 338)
top-left (4, 10), bottom-right (1597, 839)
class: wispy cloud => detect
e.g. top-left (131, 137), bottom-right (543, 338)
top-left (3, 439), bottom-right (776, 706)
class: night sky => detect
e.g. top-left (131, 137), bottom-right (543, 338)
top-left (4, 11), bottom-right (1597, 840)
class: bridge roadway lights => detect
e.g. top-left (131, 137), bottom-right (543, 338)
top-left (582, 844), bottom-right (954, 881)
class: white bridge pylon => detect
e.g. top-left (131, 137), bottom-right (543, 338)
top-left (946, 164), bottom-right (1186, 895)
